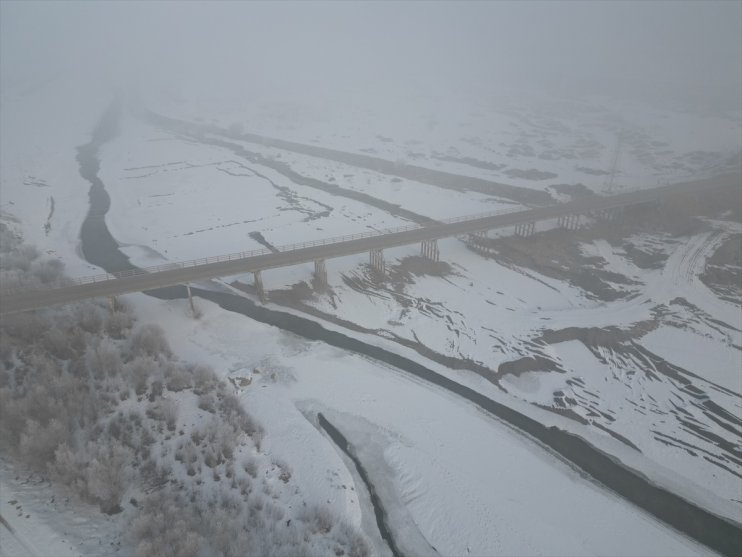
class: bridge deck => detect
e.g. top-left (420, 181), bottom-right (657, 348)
top-left (1, 173), bottom-right (737, 315)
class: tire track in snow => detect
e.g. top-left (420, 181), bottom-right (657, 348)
top-left (0, 513), bottom-right (41, 557)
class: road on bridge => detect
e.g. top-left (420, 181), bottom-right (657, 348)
top-left (0, 172), bottom-right (737, 316)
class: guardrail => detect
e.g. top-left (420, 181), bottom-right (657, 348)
top-left (0, 206), bottom-right (526, 296)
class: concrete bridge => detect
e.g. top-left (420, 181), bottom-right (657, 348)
top-left (0, 173), bottom-right (736, 316)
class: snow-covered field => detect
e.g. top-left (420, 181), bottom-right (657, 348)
top-left (0, 462), bottom-right (121, 557)
top-left (145, 87), bottom-right (742, 196)
top-left (1, 72), bottom-right (741, 555)
top-left (126, 294), bottom-right (709, 557)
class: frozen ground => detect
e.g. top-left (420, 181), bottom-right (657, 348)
top-left (0, 459), bottom-right (122, 557)
top-left (125, 294), bottom-right (710, 556)
top-left (1, 73), bottom-right (741, 554)
top-left (144, 86), bottom-right (742, 196)
top-left (0, 71), bottom-right (113, 277)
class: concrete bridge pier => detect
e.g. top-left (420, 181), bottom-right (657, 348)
top-left (108, 296), bottom-right (117, 312)
top-left (464, 232), bottom-right (494, 256)
top-left (314, 259), bottom-right (328, 291)
top-left (369, 248), bottom-right (385, 276)
top-left (185, 284), bottom-right (196, 316)
top-left (254, 270), bottom-right (267, 303)
top-left (421, 239), bottom-right (440, 262)
top-left (558, 214), bottom-right (581, 231)
top-left (466, 231), bottom-right (488, 246)
top-left (515, 222), bottom-right (535, 238)
top-left (594, 207), bottom-right (622, 222)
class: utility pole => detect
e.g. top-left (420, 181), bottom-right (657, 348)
top-left (604, 127), bottom-right (625, 194)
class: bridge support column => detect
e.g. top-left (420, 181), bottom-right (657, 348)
top-left (185, 284), bottom-right (196, 316)
top-left (369, 248), bottom-right (385, 276)
top-left (108, 296), bottom-right (116, 312)
top-left (594, 207), bottom-right (622, 223)
top-left (465, 231), bottom-right (494, 255)
top-left (466, 231), bottom-right (488, 246)
top-left (515, 222), bottom-right (535, 238)
top-left (558, 214), bottom-right (581, 231)
top-left (420, 239), bottom-right (439, 262)
top-left (254, 270), bottom-right (267, 303)
top-left (314, 259), bottom-right (328, 291)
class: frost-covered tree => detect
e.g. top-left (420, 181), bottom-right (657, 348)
top-left (131, 492), bottom-right (205, 557)
top-left (128, 324), bottom-right (172, 359)
top-left (86, 441), bottom-right (132, 514)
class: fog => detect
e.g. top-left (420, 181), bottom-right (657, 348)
top-left (2, 3), bottom-right (742, 556)
top-left (2, 0), bottom-right (741, 108)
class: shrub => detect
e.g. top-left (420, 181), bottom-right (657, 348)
top-left (244, 457), bottom-right (259, 479)
top-left (1, 244), bottom-right (38, 271)
top-left (204, 510), bottom-right (251, 557)
top-left (50, 442), bottom-right (87, 492)
top-left (298, 505), bottom-right (334, 535)
top-left (86, 441), bottom-right (132, 514)
top-left (32, 258), bottom-right (65, 284)
top-left (164, 362), bottom-right (193, 392)
top-left (146, 399), bottom-right (179, 432)
top-left (43, 326), bottom-right (75, 360)
top-left (19, 418), bottom-right (67, 470)
top-left (333, 521), bottom-right (371, 557)
top-left (74, 303), bottom-right (105, 334)
top-left (124, 356), bottom-right (158, 395)
top-left (273, 458), bottom-right (292, 484)
top-left (191, 363), bottom-right (218, 395)
top-left (105, 309), bottom-right (134, 339)
top-left (131, 492), bottom-right (204, 557)
top-left (160, 399), bottom-right (179, 431)
top-left (198, 393), bottom-right (216, 413)
top-left (85, 338), bottom-right (123, 379)
top-left (3, 312), bottom-right (50, 343)
top-left (128, 324), bottom-right (172, 359)
top-left (149, 379), bottom-right (163, 401)
top-left (219, 394), bottom-right (263, 439)
top-left (0, 390), bottom-right (25, 448)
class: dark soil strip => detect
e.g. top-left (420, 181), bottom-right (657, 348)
top-left (263, 278), bottom-right (507, 392)
top-left (190, 134), bottom-right (434, 225)
top-left (80, 102), bottom-right (742, 557)
top-left (139, 106), bottom-right (554, 207)
top-left (139, 108), bottom-right (437, 226)
top-left (431, 152), bottom-right (506, 172)
top-left (317, 413), bottom-right (404, 557)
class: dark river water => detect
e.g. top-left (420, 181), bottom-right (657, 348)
top-left (318, 413), bottom-right (405, 557)
top-left (76, 102), bottom-right (741, 557)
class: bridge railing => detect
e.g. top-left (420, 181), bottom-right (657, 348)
top-left (0, 205), bottom-right (528, 295)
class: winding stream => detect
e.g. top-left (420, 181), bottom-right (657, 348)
top-left (318, 413), bottom-right (404, 557)
top-left (76, 102), bottom-right (742, 557)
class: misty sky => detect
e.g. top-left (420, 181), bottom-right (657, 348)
top-left (1, 1), bottom-right (741, 106)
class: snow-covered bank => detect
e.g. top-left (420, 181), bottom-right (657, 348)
top-left (0, 462), bottom-right (121, 557)
top-left (127, 293), bottom-right (712, 556)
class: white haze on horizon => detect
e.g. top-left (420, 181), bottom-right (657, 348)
top-left (1, 0), bottom-right (740, 111)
